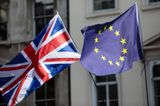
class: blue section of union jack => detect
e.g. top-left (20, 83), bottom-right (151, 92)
top-left (0, 14), bottom-right (80, 106)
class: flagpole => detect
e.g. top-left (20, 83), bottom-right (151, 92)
top-left (143, 59), bottom-right (150, 106)
top-left (88, 72), bottom-right (97, 88)
top-left (135, 3), bottom-right (150, 106)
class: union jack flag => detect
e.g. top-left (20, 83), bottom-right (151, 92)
top-left (0, 14), bottom-right (80, 106)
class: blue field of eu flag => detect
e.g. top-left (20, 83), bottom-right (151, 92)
top-left (80, 4), bottom-right (143, 76)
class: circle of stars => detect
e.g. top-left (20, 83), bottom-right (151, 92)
top-left (94, 25), bottom-right (128, 67)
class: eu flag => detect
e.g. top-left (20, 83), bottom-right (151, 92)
top-left (80, 4), bottom-right (143, 76)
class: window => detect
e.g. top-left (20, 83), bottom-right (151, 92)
top-left (86, 0), bottom-right (119, 18)
top-left (149, 0), bottom-right (160, 3)
top-left (94, 74), bottom-right (119, 106)
top-left (0, 0), bottom-right (8, 103)
top-left (148, 61), bottom-right (160, 106)
top-left (152, 64), bottom-right (160, 106)
top-left (35, 78), bottom-right (56, 106)
top-left (93, 0), bottom-right (115, 11)
top-left (142, 0), bottom-right (160, 10)
top-left (34, 0), bottom-right (57, 106)
top-left (0, 94), bottom-right (6, 106)
top-left (35, 0), bottom-right (56, 35)
top-left (0, 1), bottom-right (8, 41)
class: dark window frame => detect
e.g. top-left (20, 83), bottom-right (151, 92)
top-left (95, 74), bottom-right (119, 106)
top-left (93, 0), bottom-right (116, 11)
top-left (34, 0), bottom-right (57, 106)
top-left (34, 0), bottom-right (56, 35)
top-left (149, 0), bottom-right (160, 3)
top-left (0, 94), bottom-right (6, 106)
top-left (0, 0), bottom-right (9, 41)
top-left (153, 64), bottom-right (160, 106)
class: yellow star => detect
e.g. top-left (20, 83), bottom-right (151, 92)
top-left (120, 38), bottom-right (126, 45)
top-left (94, 47), bottom-right (99, 53)
top-left (115, 30), bottom-right (120, 36)
top-left (119, 56), bottom-right (125, 62)
top-left (108, 60), bottom-right (113, 65)
top-left (101, 55), bottom-right (106, 60)
top-left (109, 25), bottom-right (113, 31)
top-left (122, 48), bottom-right (127, 54)
top-left (104, 26), bottom-right (107, 31)
top-left (116, 61), bottom-right (120, 67)
top-left (94, 37), bottom-right (99, 43)
top-left (98, 30), bottom-right (102, 35)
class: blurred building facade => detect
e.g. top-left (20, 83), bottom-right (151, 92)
top-left (0, 0), bottom-right (160, 106)
top-left (0, 0), bottom-right (70, 106)
top-left (70, 0), bottom-right (160, 106)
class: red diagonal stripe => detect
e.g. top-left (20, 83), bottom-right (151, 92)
top-left (23, 44), bottom-right (36, 61)
top-left (23, 38), bottom-right (50, 83)
top-left (2, 44), bottom-right (36, 94)
top-left (42, 20), bottom-right (54, 42)
top-left (2, 65), bottom-right (32, 94)
top-left (35, 65), bottom-right (50, 82)
top-left (0, 65), bottom-right (28, 71)
top-left (32, 32), bottom-right (70, 81)
top-left (44, 58), bottom-right (80, 62)
top-left (10, 76), bottom-right (27, 106)
top-left (38, 32), bottom-right (70, 60)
